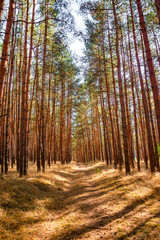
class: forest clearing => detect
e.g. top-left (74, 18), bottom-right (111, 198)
top-left (0, 162), bottom-right (160, 240)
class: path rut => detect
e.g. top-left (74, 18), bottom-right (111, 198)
top-left (39, 163), bottom-right (160, 240)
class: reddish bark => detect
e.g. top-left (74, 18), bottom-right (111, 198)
top-left (98, 46), bottom-right (109, 165)
top-left (25, 0), bottom-right (35, 163)
top-left (136, 0), bottom-right (160, 142)
top-left (59, 67), bottom-right (66, 164)
top-left (121, 28), bottom-right (135, 169)
top-left (107, 17), bottom-right (123, 170)
top-left (41, 0), bottom-right (48, 171)
top-left (101, 19), bottom-right (118, 168)
top-left (130, 0), bottom-right (156, 172)
top-left (5, 20), bottom-right (16, 174)
top-left (0, 0), bottom-right (14, 106)
top-left (0, 0), bottom-right (4, 23)
top-left (112, 0), bottom-right (130, 174)
top-left (155, 0), bottom-right (160, 24)
top-left (20, 0), bottom-right (29, 177)
top-left (141, 32), bottom-right (160, 171)
top-left (127, 20), bottom-right (140, 171)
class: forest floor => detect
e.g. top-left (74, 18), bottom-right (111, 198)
top-left (0, 162), bottom-right (160, 240)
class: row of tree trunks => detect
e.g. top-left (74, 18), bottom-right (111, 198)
top-left (129, 0), bottom-right (156, 173)
top-left (112, 0), bottom-right (130, 174)
top-left (136, 0), bottom-right (160, 142)
top-left (0, 0), bottom-right (159, 175)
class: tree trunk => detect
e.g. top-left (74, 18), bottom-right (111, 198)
top-left (107, 16), bottom-right (123, 169)
top-left (136, 0), bottom-right (160, 142)
top-left (0, 0), bottom-right (4, 23)
top-left (130, 0), bottom-right (155, 172)
top-left (5, 20), bottom-right (15, 174)
top-left (101, 21), bottom-right (118, 168)
top-left (98, 46), bottom-right (109, 165)
top-left (41, 0), bottom-right (48, 172)
top-left (25, 0), bottom-right (35, 170)
top-left (127, 20), bottom-right (140, 171)
top-left (112, 0), bottom-right (130, 174)
top-left (155, 0), bottom-right (160, 24)
top-left (20, 0), bottom-right (29, 177)
top-left (121, 27), bottom-right (135, 169)
top-left (141, 32), bottom-right (159, 171)
top-left (60, 66), bottom-right (66, 164)
top-left (0, 0), bottom-right (14, 106)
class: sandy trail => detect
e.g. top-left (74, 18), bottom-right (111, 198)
top-left (37, 163), bottom-right (160, 240)
top-left (1, 162), bottom-right (160, 240)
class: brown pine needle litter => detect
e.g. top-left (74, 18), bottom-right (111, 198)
top-left (0, 162), bottom-right (160, 240)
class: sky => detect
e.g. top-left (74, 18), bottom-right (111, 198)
top-left (64, 0), bottom-right (89, 81)
top-left (1, 0), bottom-right (87, 57)
top-left (68, 1), bottom-right (86, 58)
top-left (0, 0), bottom-right (88, 75)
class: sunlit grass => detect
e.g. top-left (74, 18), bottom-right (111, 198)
top-left (0, 163), bottom-right (69, 240)
top-left (0, 162), bottom-right (160, 239)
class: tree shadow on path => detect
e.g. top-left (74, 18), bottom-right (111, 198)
top-left (50, 164), bottom-right (160, 240)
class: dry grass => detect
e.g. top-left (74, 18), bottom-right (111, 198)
top-left (0, 162), bottom-right (160, 240)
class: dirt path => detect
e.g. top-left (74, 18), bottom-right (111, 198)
top-left (37, 163), bottom-right (160, 240)
top-left (50, 163), bottom-right (111, 240)
top-left (1, 162), bottom-right (160, 240)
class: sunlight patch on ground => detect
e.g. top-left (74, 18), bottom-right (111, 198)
top-left (126, 186), bottom-right (152, 199)
top-left (0, 162), bottom-right (160, 239)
